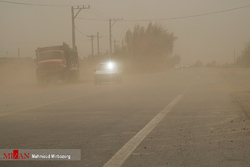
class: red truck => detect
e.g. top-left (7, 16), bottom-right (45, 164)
top-left (35, 42), bottom-right (79, 85)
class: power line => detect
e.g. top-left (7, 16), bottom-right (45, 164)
top-left (99, 33), bottom-right (109, 38)
top-left (0, 0), bottom-right (112, 20)
top-left (123, 4), bottom-right (250, 21)
top-left (117, 22), bottom-right (129, 33)
top-left (91, 6), bottom-right (110, 18)
top-left (75, 27), bottom-right (88, 37)
top-left (77, 4), bottom-right (250, 22)
top-left (85, 9), bottom-right (107, 19)
top-left (77, 17), bottom-right (108, 21)
top-left (0, 0), bottom-right (76, 7)
top-left (0, 42), bottom-right (55, 44)
top-left (1, 1), bottom-right (249, 18)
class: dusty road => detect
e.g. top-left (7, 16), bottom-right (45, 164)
top-left (0, 68), bottom-right (250, 167)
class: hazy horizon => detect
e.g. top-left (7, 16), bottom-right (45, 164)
top-left (1, 0), bottom-right (250, 65)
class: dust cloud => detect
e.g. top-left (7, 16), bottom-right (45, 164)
top-left (0, 58), bottom-right (37, 96)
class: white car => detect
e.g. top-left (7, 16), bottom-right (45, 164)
top-left (94, 62), bottom-right (122, 84)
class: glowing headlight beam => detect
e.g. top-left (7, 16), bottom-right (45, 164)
top-left (107, 62), bottom-right (114, 69)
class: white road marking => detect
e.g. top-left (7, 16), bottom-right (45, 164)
top-left (103, 94), bottom-right (183, 167)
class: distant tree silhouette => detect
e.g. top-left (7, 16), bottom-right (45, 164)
top-left (193, 60), bottom-right (203, 67)
top-left (237, 40), bottom-right (250, 67)
top-left (124, 22), bottom-right (177, 63)
top-left (170, 54), bottom-right (181, 67)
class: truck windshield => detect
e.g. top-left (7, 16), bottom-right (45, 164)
top-left (39, 51), bottom-right (63, 61)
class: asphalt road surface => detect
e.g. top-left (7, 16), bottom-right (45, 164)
top-left (0, 68), bottom-right (250, 167)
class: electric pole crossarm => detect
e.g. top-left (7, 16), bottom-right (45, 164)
top-left (74, 5), bottom-right (90, 18)
top-left (71, 5), bottom-right (90, 49)
top-left (111, 18), bottom-right (123, 27)
top-left (111, 20), bottom-right (117, 27)
top-left (74, 9), bottom-right (82, 19)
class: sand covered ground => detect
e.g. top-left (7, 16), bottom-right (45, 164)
top-left (218, 68), bottom-right (250, 118)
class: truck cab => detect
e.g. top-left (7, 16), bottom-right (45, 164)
top-left (35, 43), bottom-right (79, 85)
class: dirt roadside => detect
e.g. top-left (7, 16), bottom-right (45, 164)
top-left (233, 91), bottom-right (250, 118)
top-left (217, 68), bottom-right (250, 118)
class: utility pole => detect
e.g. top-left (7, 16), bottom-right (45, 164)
top-left (87, 35), bottom-right (97, 57)
top-left (91, 35), bottom-right (94, 57)
top-left (109, 19), bottom-right (111, 56)
top-left (109, 18), bottom-right (123, 59)
top-left (114, 39), bottom-right (116, 53)
top-left (97, 32), bottom-right (100, 56)
top-left (234, 50), bottom-right (236, 64)
top-left (71, 5), bottom-right (90, 49)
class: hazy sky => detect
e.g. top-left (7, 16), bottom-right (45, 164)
top-left (1, 0), bottom-right (250, 64)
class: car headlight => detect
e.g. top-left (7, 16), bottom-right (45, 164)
top-left (107, 62), bottom-right (114, 70)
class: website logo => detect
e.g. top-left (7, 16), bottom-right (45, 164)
top-left (0, 149), bottom-right (80, 161)
top-left (3, 150), bottom-right (30, 159)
